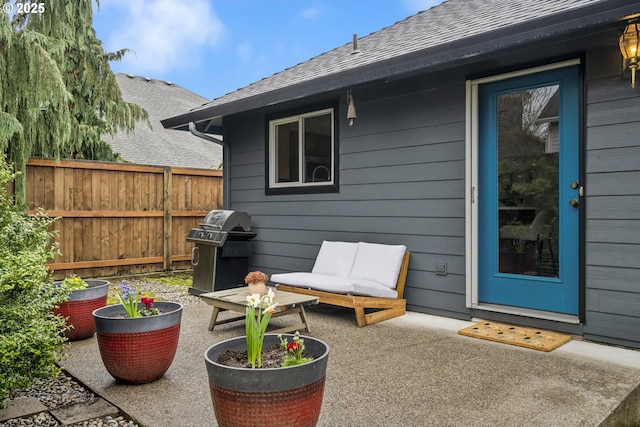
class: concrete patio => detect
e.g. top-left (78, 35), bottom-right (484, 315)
top-left (57, 300), bottom-right (640, 426)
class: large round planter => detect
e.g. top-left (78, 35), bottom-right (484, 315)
top-left (53, 279), bottom-right (110, 341)
top-left (204, 334), bottom-right (330, 427)
top-left (93, 301), bottom-right (183, 384)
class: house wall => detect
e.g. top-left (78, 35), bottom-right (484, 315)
top-left (225, 41), bottom-right (640, 348)
top-left (583, 46), bottom-right (640, 348)
top-left (226, 69), bottom-right (470, 321)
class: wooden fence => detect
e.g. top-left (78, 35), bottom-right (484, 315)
top-left (23, 159), bottom-right (223, 280)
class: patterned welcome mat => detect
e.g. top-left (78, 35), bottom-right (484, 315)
top-left (458, 321), bottom-right (572, 352)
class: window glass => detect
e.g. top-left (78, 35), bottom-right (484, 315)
top-left (497, 85), bottom-right (559, 277)
top-left (275, 121), bottom-right (299, 183)
top-left (303, 113), bottom-right (331, 183)
top-left (268, 108), bottom-right (335, 192)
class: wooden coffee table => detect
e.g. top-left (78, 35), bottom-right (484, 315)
top-left (199, 286), bottom-right (320, 334)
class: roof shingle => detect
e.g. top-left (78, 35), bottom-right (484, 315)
top-left (162, 0), bottom-right (638, 130)
top-left (108, 74), bottom-right (222, 169)
top-left (197, 0), bottom-right (603, 110)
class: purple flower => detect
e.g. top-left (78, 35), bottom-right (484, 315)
top-left (120, 281), bottom-right (136, 302)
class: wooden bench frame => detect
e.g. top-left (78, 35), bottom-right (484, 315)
top-left (276, 252), bottom-right (410, 327)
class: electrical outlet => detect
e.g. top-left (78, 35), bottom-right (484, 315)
top-left (435, 262), bottom-right (448, 276)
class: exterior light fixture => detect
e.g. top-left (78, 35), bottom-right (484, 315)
top-left (347, 90), bottom-right (357, 126)
top-left (619, 22), bottom-right (640, 88)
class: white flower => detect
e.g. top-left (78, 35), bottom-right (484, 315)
top-left (246, 293), bottom-right (261, 308)
top-left (266, 287), bottom-right (276, 301)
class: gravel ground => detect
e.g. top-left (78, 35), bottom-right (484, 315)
top-left (1, 372), bottom-right (138, 427)
top-left (0, 275), bottom-right (202, 427)
top-left (109, 277), bottom-right (202, 307)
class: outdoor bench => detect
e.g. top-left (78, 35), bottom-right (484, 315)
top-left (272, 241), bottom-right (410, 327)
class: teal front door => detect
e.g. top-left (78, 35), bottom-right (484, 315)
top-left (478, 66), bottom-right (580, 315)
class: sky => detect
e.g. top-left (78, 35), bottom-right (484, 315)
top-left (92, 0), bottom-right (445, 101)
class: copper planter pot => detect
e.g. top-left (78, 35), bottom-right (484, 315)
top-left (93, 301), bottom-right (183, 384)
top-left (53, 280), bottom-right (110, 341)
top-left (204, 334), bottom-right (330, 427)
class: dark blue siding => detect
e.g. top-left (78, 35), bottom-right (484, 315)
top-left (223, 43), bottom-right (640, 348)
top-left (584, 46), bottom-right (640, 348)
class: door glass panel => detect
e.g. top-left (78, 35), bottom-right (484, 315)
top-left (497, 85), bottom-right (559, 278)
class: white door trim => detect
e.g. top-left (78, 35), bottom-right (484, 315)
top-left (464, 59), bottom-right (581, 321)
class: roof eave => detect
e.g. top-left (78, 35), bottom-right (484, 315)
top-left (161, 0), bottom-right (639, 132)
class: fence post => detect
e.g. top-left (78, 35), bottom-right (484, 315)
top-left (163, 167), bottom-right (172, 270)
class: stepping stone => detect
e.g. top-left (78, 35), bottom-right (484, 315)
top-left (0, 397), bottom-right (48, 421)
top-left (50, 398), bottom-right (120, 425)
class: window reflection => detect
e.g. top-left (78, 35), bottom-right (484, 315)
top-left (497, 85), bottom-right (559, 277)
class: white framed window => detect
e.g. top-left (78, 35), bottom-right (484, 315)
top-left (268, 108), bottom-right (336, 193)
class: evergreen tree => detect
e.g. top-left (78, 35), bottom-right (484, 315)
top-left (1, 1), bottom-right (148, 203)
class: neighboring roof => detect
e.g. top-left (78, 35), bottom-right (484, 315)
top-left (537, 91), bottom-right (559, 123)
top-left (162, 0), bottom-right (639, 133)
top-left (108, 73), bottom-right (222, 169)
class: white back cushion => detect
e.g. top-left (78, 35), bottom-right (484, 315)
top-left (350, 242), bottom-right (407, 289)
top-left (311, 241), bottom-right (359, 277)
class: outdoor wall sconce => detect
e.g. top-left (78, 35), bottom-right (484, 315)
top-left (619, 22), bottom-right (640, 88)
top-left (347, 90), bottom-right (357, 126)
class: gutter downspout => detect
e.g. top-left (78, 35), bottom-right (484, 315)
top-left (189, 122), bottom-right (230, 210)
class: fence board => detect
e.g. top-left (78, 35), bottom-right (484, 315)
top-left (22, 158), bottom-right (223, 279)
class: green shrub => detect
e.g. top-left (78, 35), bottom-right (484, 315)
top-left (0, 159), bottom-right (70, 407)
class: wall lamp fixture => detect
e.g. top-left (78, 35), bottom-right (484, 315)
top-left (619, 22), bottom-right (640, 88)
top-left (347, 90), bottom-right (357, 126)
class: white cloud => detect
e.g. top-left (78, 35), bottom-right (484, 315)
top-left (300, 7), bottom-right (320, 18)
top-left (100, 0), bottom-right (225, 76)
top-left (236, 41), bottom-right (253, 63)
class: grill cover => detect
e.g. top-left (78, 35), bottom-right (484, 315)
top-left (202, 210), bottom-right (251, 232)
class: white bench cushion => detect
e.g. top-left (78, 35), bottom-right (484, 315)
top-left (311, 241), bottom-right (358, 277)
top-left (272, 272), bottom-right (353, 294)
top-left (350, 242), bottom-right (407, 289)
top-left (272, 272), bottom-right (398, 298)
top-left (350, 278), bottom-right (398, 298)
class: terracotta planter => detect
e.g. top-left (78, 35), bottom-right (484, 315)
top-left (93, 301), bottom-right (183, 384)
top-left (204, 334), bottom-right (330, 427)
top-left (53, 280), bottom-right (110, 341)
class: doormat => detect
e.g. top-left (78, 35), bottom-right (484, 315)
top-left (458, 321), bottom-right (571, 352)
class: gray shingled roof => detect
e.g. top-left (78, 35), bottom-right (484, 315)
top-left (162, 0), bottom-right (639, 131)
top-left (107, 74), bottom-right (222, 169)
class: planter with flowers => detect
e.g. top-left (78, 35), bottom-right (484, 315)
top-left (53, 276), bottom-right (110, 341)
top-left (92, 281), bottom-right (183, 384)
top-left (204, 278), bottom-right (330, 427)
top-left (244, 270), bottom-right (269, 296)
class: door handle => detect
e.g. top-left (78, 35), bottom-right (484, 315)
top-left (191, 246), bottom-right (199, 266)
top-left (571, 181), bottom-right (585, 196)
top-left (569, 199), bottom-right (579, 208)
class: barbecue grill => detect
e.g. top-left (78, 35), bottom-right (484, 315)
top-left (186, 210), bottom-right (256, 295)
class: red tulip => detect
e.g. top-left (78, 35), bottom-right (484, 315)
top-left (141, 297), bottom-right (154, 309)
